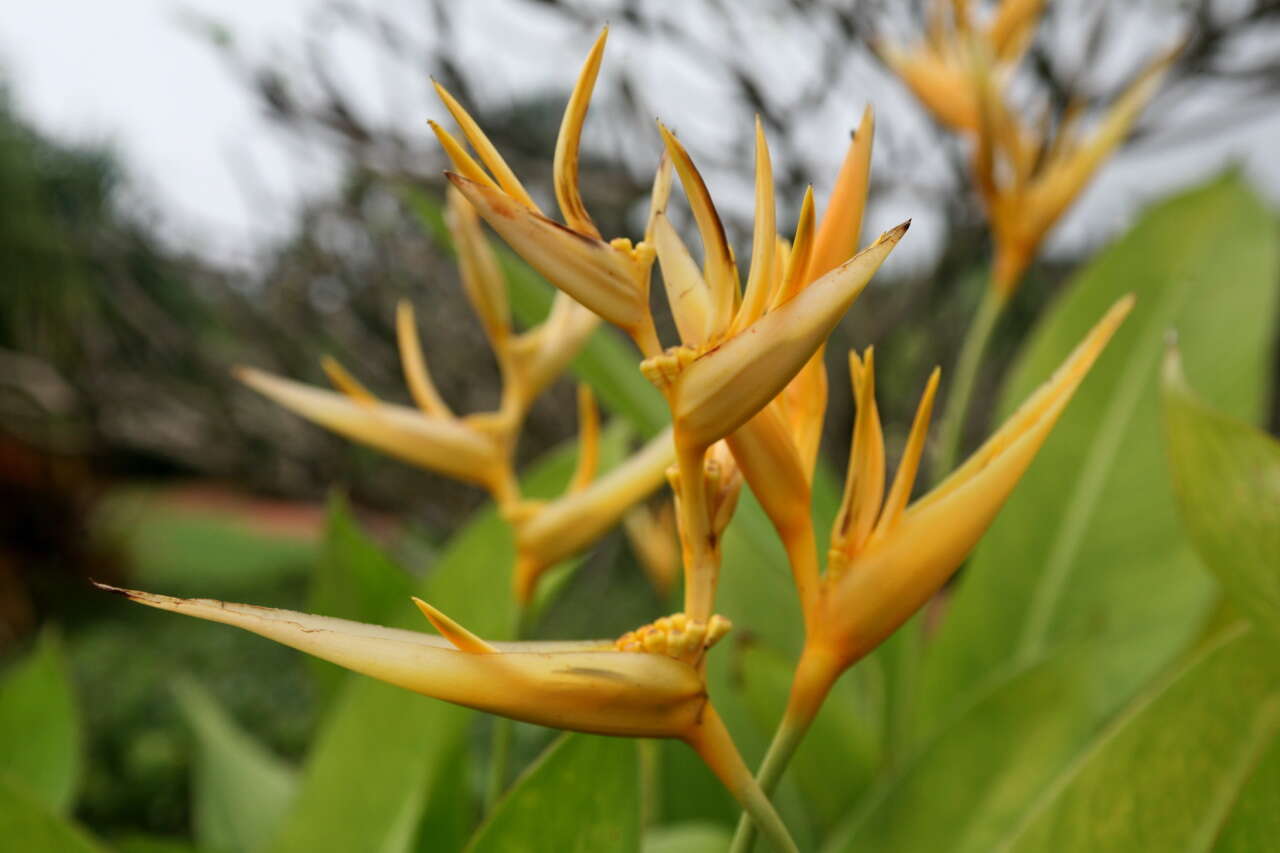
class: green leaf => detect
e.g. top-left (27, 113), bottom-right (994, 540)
top-left (641, 822), bottom-right (733, 853)
top-left (0, 774), bottom-right (99, 853)
top-left (920, 174), bottom-right (1280, 736)
top-left (402, 186), bottom-right (667, 436)
top-left (102, 490), bottom-right (315, 597)
top-left (172, 679), bottom-right (297, 853)
top-left (0, 629), bottom-right (81, 813)
top-left (465, 734), bottom-right (639, 853)
top-left (266, 436), bottom-right (603, 853)
top-left (1209, 730), bottom-right (1280, 852)
top-left (826, 653), bottom-right (1107, 853)
top-left (410, 737), bottom-right (474, 853)
top-left (308, 492), bottom-right (414, 699)
top-left (998, 626), bottom-right (1280, 851)
top-left (1163, 348), bottom-right (1280, 645)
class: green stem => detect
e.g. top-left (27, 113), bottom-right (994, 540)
top-left (638, 739), bottom-right (660, 828)
top-left (727, 715), bottom-right (812, 853)
top-left (729, 649), bottom-right (836, 853)
top-left (690, 705), bottom-right (799, 853)
top-left (933, 287), bottom-right (1004, 481)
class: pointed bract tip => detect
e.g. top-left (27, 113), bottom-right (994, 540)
top-left (411, 597), bottom-right (497, 654)
top-left (90, 579), bottom-right (133, 598)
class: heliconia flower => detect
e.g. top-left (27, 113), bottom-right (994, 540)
top-left (642, 118), bottom-right (907, 454)
top-left (797, 295), bottom-right (1132, 701)
top-left (876, 0), bottom-right (1044, 135)
top-left (432, 28), bottom-right (664, 356)
top-left (974, 48), bottom-right (1175, 299)
top-left (235, 169), bottom-right (608, 508)
top-left (730, 297), bottom-right (1135, 853)
top-left (97, 583), bottom-right (798, 852)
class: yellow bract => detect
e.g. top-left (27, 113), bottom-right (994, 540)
top-left (813, 295), bottom-right (1133, 676)
top-left (881, 0), bottom-right (1172, 299)
top-left (878, 0), bottom-right (1043, 134)
top-left (432, 28), bottom-right (664, 356)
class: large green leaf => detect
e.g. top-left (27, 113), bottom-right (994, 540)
top-left (826, 652), bottom-right (1107, 853)
top-left (307, 492), bottom-right (414, 699)
top-left (402, 187), bottom-right (667, 436)
top-left (266, 434), bottom-right (613, 853)
top-left (0, 774), bottom-right (99, 853)
top-left (998, 626), bottom-right (1280, 851)
top-left (1163, 349), bottom-right (1280, 645)
top-left (465, 734), bottom-right (639, 853)
top-left (920, 174), bottom-right (1280, 735)
top-left (0, 629), bottom-right (80, 813)
top-left (173, 679), bottom-right (297, 853)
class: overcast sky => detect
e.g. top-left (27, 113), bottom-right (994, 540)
top-left (3, 0), bottom-right (1278, 275)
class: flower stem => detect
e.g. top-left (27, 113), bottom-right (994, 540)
top-left (933, 287), bottom-right (1004, 481)
top-left (688, 705), bottom-right (799, 853)
top-left (638, 739), bottom-right (660, 827)
top-left (729, 647), bottom-right (839, 853)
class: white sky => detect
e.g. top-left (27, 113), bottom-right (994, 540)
top-left (2, 0), bottom-right (1278, 274)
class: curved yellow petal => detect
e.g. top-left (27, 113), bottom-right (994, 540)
top-left (871, 366), bottom-right (941, 540)
top-left (446, 173), bottom-right (652, 333)
top-left (733, 117), bottom-right (777, 334)
top-left (553, 27), bottom-right (607, 239)
top-left (395, 300), bottom-right (454, 419)
top-left (101, 584), bottom-right (703, 738)
top-left (521, 295), bottom-right (600, 402)
top-left (568, 384), bottom-right (600, 493)
top-left (236, 367), bottom-right (502, 489)
top-left (412, 597), bottom-right (497, 654)
top-left (432, 81), bottom-right (540, 212)
top-left (446, 186), bottom-right (511, 345)
top-left (770, 187), bottom-right (816, 310)
top-left (514, 428), bottom-right (675, 602)
top-left (671, 222), bottom-right (907, 449)
top-left (428, 120), bottom-right (499, 193)
top-left (1028, 50), bottom-right (1173, 238)
top-left (652, 212), bottom-right (713, 346)
top-left (320, 356), bottom-right (378, 406)
top-left (809, 105), bottom-right (874, 283)
top-left (987, 0), bottom-right (1043, 62)
top-left (657, 123), bottom-right (739, 335)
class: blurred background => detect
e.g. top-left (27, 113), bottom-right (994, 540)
top-left (2, 0), bottom-right (1279, 844)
